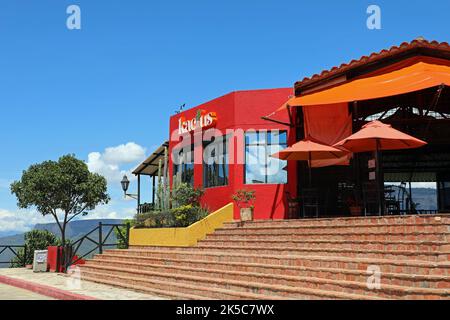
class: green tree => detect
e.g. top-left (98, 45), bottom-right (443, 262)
top-left (10, 154), bottom-right (110, 245)
top-left (11, 230), bottom-right (61, 267)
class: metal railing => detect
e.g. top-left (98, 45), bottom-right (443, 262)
top-left (0, 245), bottom-right (26, 268)
top-left (63, 222), bottom-right (130, 272)
top-left (137, 203), bottom-right (154, 214)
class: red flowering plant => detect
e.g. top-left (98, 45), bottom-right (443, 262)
top-left (232, 189), bottom-right (256, 211)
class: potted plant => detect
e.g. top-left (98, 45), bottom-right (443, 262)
top-left (232, 189), bottom-right (256, 221)
top-left (346, 196), bottom-right (362, 216)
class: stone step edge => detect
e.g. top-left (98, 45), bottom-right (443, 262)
top-left (98, 251), bottom-right (450, 269)
top-left (195, 239), bottom-right (449, 246)
top-left (80, 269), bottom-right (383, 300)
top-left (79, 274), bottom-right (211, 300)
top-left (193, 245), bottom-right (450, 257)
top-left (107, 247), bottom-right (450, 258)
top-left (87, 257), bottom-right (450, 283)
top-left (210, 231), bottom-right (449, 236)
top-left (81, 271), bottom-right (291, 300)
top-left (81, 264), bottom-right (450, 297)
top-left (227, 215), bottom-right (449, 224)
top-left (221, 222), bottom-right (450, 231)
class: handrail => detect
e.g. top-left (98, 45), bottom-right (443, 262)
top-left (63, 222), bottom-right (130, 272)
top-left (0, 245), bottom-right (27, 267)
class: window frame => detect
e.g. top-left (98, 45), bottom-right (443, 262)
top-left (202, 134), bottom-right (229, 189)
top-left (172, 143), bottom-right (195, 186)
top-left (244, 130), bottom-right (288, 185)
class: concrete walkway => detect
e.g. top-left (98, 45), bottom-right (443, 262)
top-left (0, 268), bottom-right (165, 300)
top-left (0, 282), bottom-right (54, 300)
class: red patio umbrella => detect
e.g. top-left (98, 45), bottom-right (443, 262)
top-left (334, 120), bottom-right (427, 215)
top-left (272, 137), bottom-right (349, 185)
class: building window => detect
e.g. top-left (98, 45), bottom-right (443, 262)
top-left (173, 144), bottom-right (194, 186)
top-left (203, 135), bottom-right (229, 188)
top-left (245, 130), bottom-right (287, 184)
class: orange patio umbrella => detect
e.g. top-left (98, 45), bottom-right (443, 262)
top-left (334, 120), bottom-right (427, 215)
top-left (272, 137), bottom-right (349, 185)
top-left (334, 120), bottom-right (427, 153)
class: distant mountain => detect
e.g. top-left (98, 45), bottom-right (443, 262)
top-left (0, 219), bottom-right (124, 268)
top-left (411, 188), bottom-right (438, 210)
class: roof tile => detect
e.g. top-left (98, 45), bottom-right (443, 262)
top-left (295, 38), bottom-right (450, 88)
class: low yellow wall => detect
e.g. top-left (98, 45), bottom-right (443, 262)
top-left (129, 203), bottom-right (234, 247)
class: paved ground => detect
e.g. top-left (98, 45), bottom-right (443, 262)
top-left (0, 282), bottom-right (55, 300)
top-left (0, 268), bottom-right (165, 300)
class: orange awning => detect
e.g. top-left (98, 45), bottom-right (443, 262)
top-left (278, 62), bottom-right (450, 108)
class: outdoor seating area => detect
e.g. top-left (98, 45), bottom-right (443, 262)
top-left (267, 40), bottom-right (450, 219)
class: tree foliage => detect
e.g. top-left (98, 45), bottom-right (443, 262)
top-left (11, 229), bottom-right (61, 267)
top-left (10, 154), bottom-right (110, 245)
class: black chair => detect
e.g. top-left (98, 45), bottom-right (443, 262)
top-left (285, 192), bottom-right (300, 219)
top-left (385, 185), bottom-right (400, 215)
top-left (301, 188), bottom-right (320, 218)
top-left (362, 181), bottom-right (379, 216)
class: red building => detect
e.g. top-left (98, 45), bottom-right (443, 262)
top-left (166, 88), bottom-right (296, 220)
top-left (133, 39), bottom-right (450, 220)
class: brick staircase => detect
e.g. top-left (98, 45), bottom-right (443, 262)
top-left (77, 215), bottom-right (450, 300)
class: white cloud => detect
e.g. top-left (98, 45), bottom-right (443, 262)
top-left (102, 143), bottom-right (146, 164)
top-left (86, 142), bottom-right (147, 184)
top-left (0, 208), bottom-right (53, 234)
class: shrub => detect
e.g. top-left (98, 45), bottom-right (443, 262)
top-left (114, 219), bottom-right (133, 249)
top-left (143, 211), bottom-right (175, 228)
top-left (11, 229), bottom-right (61, 267)
top-left (172, 183), bottom-right (204, 207)
top-left (131, 184), bottom-right (208, 229)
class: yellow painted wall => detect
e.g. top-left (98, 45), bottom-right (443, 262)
top-left (129, 203), bottom-right (234, 247)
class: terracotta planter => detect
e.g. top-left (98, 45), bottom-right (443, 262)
top-left (240, 208), bottom-right (253, 222)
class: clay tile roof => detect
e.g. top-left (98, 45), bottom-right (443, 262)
top-left (295, 38), bottom-right (450, 89)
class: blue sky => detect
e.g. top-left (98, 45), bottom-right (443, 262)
top-left (0, 0), bottom-right (449, 235)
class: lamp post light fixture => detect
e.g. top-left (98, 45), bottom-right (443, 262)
top-left (120, 175), bottom-right (138, 200)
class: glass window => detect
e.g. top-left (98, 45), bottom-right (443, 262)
top-left (173, 144), bottom-right (194, 186)
top-left (245, 130), bottom-right (287, 184)
top-left (203, 135), bottom-right (229, 188)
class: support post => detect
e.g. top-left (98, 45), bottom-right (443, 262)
top-left (152, 175), bottom-right (156, 206)
top-left (98, 222), bottom-right (103, 254)
top-left (375, 139), bottom-right (384, 216)
top-left (23, 245), bottom-right (27, 268)
top-left (137, 174), bottom-right (141, 209)
top-left (125, 222), bottom-right (131, 249)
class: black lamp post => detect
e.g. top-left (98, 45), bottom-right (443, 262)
top-left (120, 175), bottom-right (138, 200)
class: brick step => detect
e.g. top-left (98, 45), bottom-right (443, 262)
top-left (96, 251), bottom-right (450, 276)
top-left (214, 225), bottom-right (450, 236)
top-left (204, 232), bottom-right (448, 242)
top-left (193, 239), bottom-right (449, 252)
top-left (73, 274), bottom-right (211, 300)
top-left (79, 266), bottom-right (383, 300)
top-left (118, 247), bottom-right (449, 262)
top-left (224, 215), bottom-right (450, 228)
top-left (80, 274), bottom-right (211, 300)
top-left (86, 258), bottom-right (450, 290)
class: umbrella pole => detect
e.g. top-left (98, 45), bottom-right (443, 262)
top-left (308, 152), bottom-right (312, 187)
top-left (375, 139), bottom-right (383, 216)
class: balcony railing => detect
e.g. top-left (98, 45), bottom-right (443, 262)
top-left (138, 203), bottom-right (154, 214)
